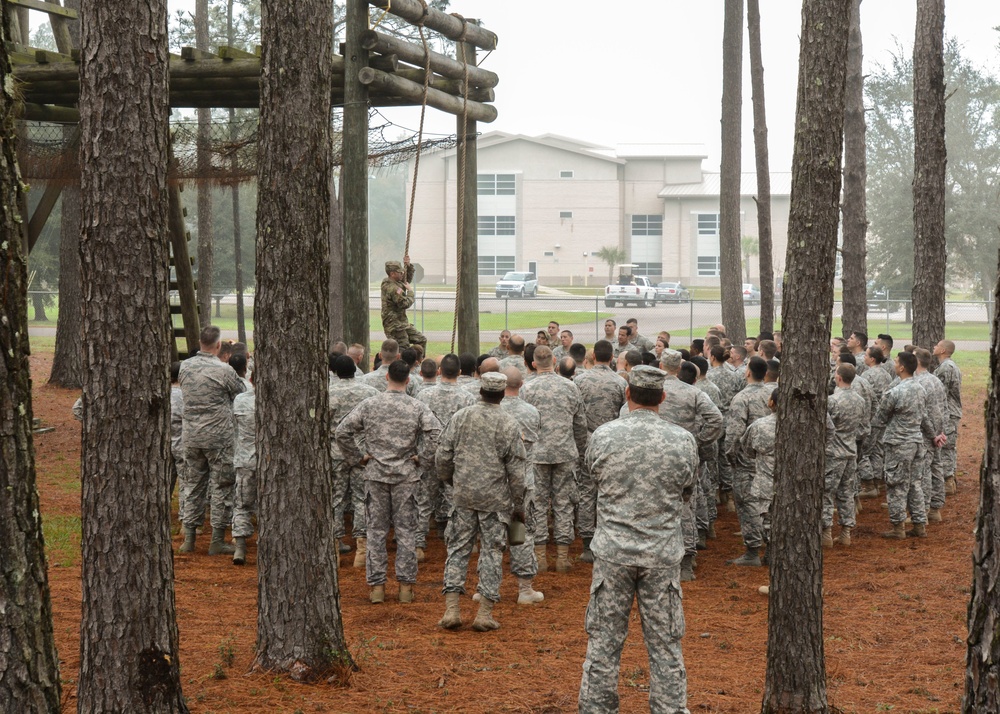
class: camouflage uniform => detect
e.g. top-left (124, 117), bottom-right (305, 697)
top-left (501, 395), bottom-right (542, 578)
top-left (521, 371), bottom-right (589, 546)
top-left (552, 345), bottom-right (567, 362)
top-left (707, 364), bottom-right (740, 496)
top-left (823, 386), bottom-right (869, 529)
top-left (170, 384), bottom-right (186, 513)
top-left (380, 261), bottom-right (426, 350)
top-left (363, 364), bottom-right (421, 397)
top-left (874, 378), bottom-right (936, 526)
top-left (739, 412), bottom-right (777, 544)
top-left (328, 376), bottom-right (379, 539)
top-left (934, 357), bottom-right (962, 480)
top-left (437, 401), bottom-right (527, 603)
top-left (335, 391), bottom-right (442, 586)
top-left (612, 341), bottom-right (637, 360)
top-left (498, 354), bottom-right (527, 377)
top-left (859, 365), bottom-right (892, 485)
top-left (488, 345), bottom-right (509, 359)
top-left (579, 405), bottom-right (698, 714)
top-left (573, 364), bottom-right (628, 539)
top-left (629, 332), bottom-right (656, 353)
top-left (724, 383), bottom-right (773, 550)
top-left (231, 391), bottom-right (257, 538)
top-left (915, 370), bottom-right (947, 509)
top-left (416, 383), bottom-right (477, 545)
top-left (178, 351), bottom-right (246, 531)
top-left (694, 378), bottom-right (724, 533)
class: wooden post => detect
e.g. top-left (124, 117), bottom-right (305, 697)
top-left (342, 0), bottom-right (370, 368)
top-left (167, 180), bottom-right (201, 358)
top-left (455, 33), bottom-right (479, 356)
top-left (27, 181), bottom-right (63, 252)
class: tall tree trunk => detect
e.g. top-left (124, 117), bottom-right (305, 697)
top-left (196, 0), bottom-right (214, 324)
top-left (31, 293), bottom-right (48, 322)
top-left (720, 0), bottom-right (747, 343)
top-left (77, 0), bottom-right (188, 711)
top-left (747, 0), bottom-right (776, 335)
top-left (840, 0), bottom-right (869, 337)
top-left (254, 0), bottom-right (349, 677)
top-left (0, 10), bottom-right (62, 709)
top-left (963, 251), bottom-right (1000, 711)
top-left (49, 0), bottom-right (83, 388)
top-left (226, 1), bottom-right (247, 345)
top-left (762, 1), bottom-right (851, 712)
top-left (329, 168), bottom-right (345, 348)
top-left (911, 0), bottom-right (947, 349)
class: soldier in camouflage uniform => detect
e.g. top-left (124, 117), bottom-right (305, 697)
top-left (488, 330), bottom-right (511, 359)
top-left (578, 366), bottom-right (698, 714)
top-left (169, 361), bottom-right (186, 514)
top-left (436, 373), bottom-right (527, 631)
top-left (178, 325), bottom-right (246, 555)
top-left (625, 318), bottom-right (655, 353)
top-left (913, 348), bottom-right (947, 520)
top-left (739, 388), bottom-right (779, 549)
top-left (416, 354), bottom-right (477, 552)
top-left (933, 339), bottom-right (962, 494)
top-left (380, 257), bottom-right (426, 350)
top-left (521, 345), bottom-right (589, 573)
top-left (336, 360), bottom-right (442, 604)
top-left (873, 351), bottom-right (942, 539)
top-left (707, 345), bottom-right (741, 514)
top-left (364, 339), bottom-right (420, 397)
top-left (328, 354), bottom-right (380, 567)
top-left (690, 356), bottom-right (724, 547)
top-left (552, 330), bottom-right (573, 361)
top-left (498, 335), bottom-right (528, 378)
top-left (858, 346), bottom-right (893, 498)
top-left (612, 326), bottom-right (637, 360)
top-left (572, 340), bottom-right (628, 563)
top-left (231, 372), bottom-right (256, 565)
top-left (822, 365), bottom-right (870, 547)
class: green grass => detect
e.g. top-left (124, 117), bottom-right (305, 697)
top-left (43, 514), bottom-right (81, 568)
top-left (696, 318), bottom-right (992, 345)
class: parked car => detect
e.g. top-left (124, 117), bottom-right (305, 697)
top-left (742, 283), bottom-right (761, 304)
top-left (495, 271), bottom-right (538, 298)
top-left (655, 282), bottom-right (691, 303)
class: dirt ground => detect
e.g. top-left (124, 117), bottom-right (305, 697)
top-left (30, 348), bottom-right (981, 714)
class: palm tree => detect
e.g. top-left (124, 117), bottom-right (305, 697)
top-left (594, 245), bottom-right (627, 284)
top-left (741, 236), bottom-right (759, 282)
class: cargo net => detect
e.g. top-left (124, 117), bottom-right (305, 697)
top-left (16, 110), bottom-right (456, 183)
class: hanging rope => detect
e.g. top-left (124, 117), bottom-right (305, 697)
top-left (450, 28), bottom-right (471, 353)
top-left (403, 0), bottom-right (431, 262)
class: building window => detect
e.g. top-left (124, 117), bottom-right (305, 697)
top-left (631, 214), bottom-right (663, 236)
top-left (696, 212), bottom-right (721, 276)
top-left (633, 262), bottom-right (663, 277)
top-left (543, 251), bottom-right (554, 256)
top-left (478, 255), bottom-right (516, 276)
top-left (559, 170), bottom-right (574, 178)
top-left (697, 213), bottom-right (719, 235)
top-left (477, 173), bottom-right (516, 196)
top-left (478, 215), bottom-right (516, 236)
top-left (559, 211), bottom-right (573, 219)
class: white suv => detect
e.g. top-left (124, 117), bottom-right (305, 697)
top-left (495, 272), bottom-right (538, 298)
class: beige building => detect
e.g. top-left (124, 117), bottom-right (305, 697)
top-left (402, 132), bottom-right (790, 287)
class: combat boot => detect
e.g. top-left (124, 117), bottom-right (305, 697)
top-left (578, 537), bottom-right (594, 563)
top-left (945, 476), bottom-right (957, 495)
top-left (555, 545), bottom-right (572, 573)
top-left (438, 592), bottom-right (462, 628)
top-left (855, 496), bottom-right (863, 514)
top-left (881, 522), bottom-right (907, 539)
top-left (859, 482), bottom-right (880, 499)
top-left (927, 507), bottom-right (942, 523)
top-left (534, 545), bottom-right (548, 572)
top-left (821, 527), bottom-right (834, 549)
top-left (179, 526), bottom-right (197, 554)
top-left (353, 538), bottom-right (367, 568)
top-left (398, 584), bottom-right (414, 603)
top-left (369, 585), bottom-right (385, 604)
top-left (208, 528), bottom-right (236, 555)
top-left (680, 555), bottom-right (696, 582)
top-left (725, 492), bottom-right (736, 513)
top-left (232, 536), bottom-right (247, 565)
top-left (697, 529), bottom-right (708, 550)
top-left (338, 540), bottom-right (352, 554)
top-left (471, 597), bottom-right (500, 632)
top-left (516, 577), bottom-right (544, 604)
top-left (727, 547), bottom-right (761, 567)
top-left (907, 522), bottom-right (927, 538)
top-left (415, 547), bottom-right (426, 563)
top-left (834, 527), bottom-right (852, 547)
top-left (707, 522), bottom-right (717, 539)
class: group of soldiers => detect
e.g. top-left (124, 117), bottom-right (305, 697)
top-left (153, 258), bottom-right (963, 712)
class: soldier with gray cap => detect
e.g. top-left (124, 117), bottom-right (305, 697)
top-left (381, 255), bottom-right (426, 350)
top-left (579, 365), bottom-right (698, 714)
top-left (436, 372), bottom-right (528, 632)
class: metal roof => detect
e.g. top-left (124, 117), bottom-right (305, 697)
top-left (658, 172), bottom-right (793, 198)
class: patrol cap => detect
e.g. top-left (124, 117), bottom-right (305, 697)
top-left (480, 372), bottom-right (508, 393)
top-left (385, 260), bottom-right (403, 274)
top-left (660, 349), bottom-right (682, 370)
top-left (630, 365), bottom-right (667, 390)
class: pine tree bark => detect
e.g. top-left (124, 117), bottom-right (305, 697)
top-left (747, 0), bottom-right (775, 335)
top-left (196, 0), bottom-right (214, 323)
top-left (253, 0), bottom-right (350, 677)
top-left (0, 10), bottom-right (62, 709)
top-left (762, 1), bottom-right (851, 712)
top-left (963, 252), bottom-right (1000, 711)
top-left (911, 0), bottom-right (947, 349)
top-left (720, 0), bottom-right (747, 343)
top-left (840, 0), bottom-right (869, 338)
top-left (77, 0), bottom-right (188, 711)
top-left (49, 0), bottom-right (83, 389)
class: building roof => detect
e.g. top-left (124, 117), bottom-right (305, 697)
top-left (433, 131), bottom-right (627, 165)
top-left (615, 143), bottom-right (708, 159)
top-left (658, 172), bottom-right (793, 198)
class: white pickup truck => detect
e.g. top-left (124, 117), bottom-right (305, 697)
top-left (604, 274), bottom-right (657, 308)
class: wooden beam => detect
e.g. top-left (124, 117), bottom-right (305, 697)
top-left (166, 174), bottom-right (201, 359)
top-left (46, 0), bottom-right (75, 57)
top-left (217, 45), bottom-right (256, 60)
top-left (360, 29), bottom-right (498, 88)
top-left (358, 67), bottom-right (497, 123)
top-left (8, 0), bottom-right (78, 19)
top-left (181, 46), bottom-right (219, 60)
top-left (27, 181), bottom-right (63, 253)
top-left (367, 0), bottom-right (497, 51)
top-left (18, 102), bottom-right (79, 122)
top-left (34, 49), bottom-right (73, 63)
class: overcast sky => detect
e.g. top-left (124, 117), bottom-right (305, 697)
top-left (160, 2), bottom-right (997, 168)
